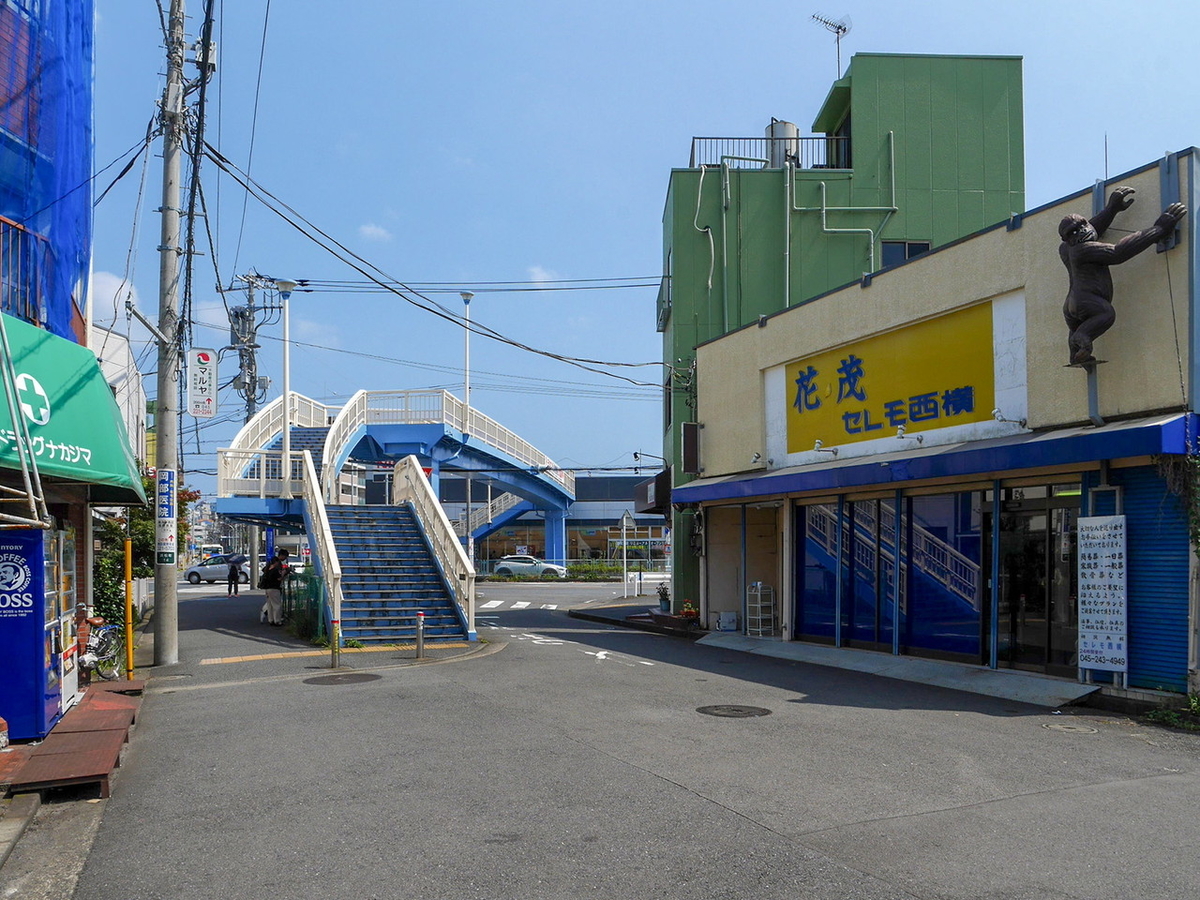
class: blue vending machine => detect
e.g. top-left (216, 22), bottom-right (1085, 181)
top-left (0, 527), bottom-right (79, 740)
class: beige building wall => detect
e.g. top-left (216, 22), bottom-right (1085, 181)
top-left (695, 160), bottom-right (1193, 481)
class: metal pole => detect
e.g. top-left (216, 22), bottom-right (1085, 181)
top-left (461, 292), bottom-right (473, 564)
top-left (124, 538), bottom-right (134, 680)
top-left (622, 516), bottom-right (628, 598)
top-left (415, 611), bottom-right (425, 659)
top-left (280, 286), bottom-right (292, 499)
top-left (153, 0), bottom-right (185, 667)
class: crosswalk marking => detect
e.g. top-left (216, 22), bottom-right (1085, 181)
top-left (511, 601), bottom-right (530, 609)
top-left (480, 600), bottom-right (503, 609)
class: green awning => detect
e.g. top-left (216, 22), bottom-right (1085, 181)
top-left (0, 314), bottom-right (146, 505)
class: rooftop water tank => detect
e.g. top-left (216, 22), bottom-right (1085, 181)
top-left (766, 118), bottom-right (799, 168)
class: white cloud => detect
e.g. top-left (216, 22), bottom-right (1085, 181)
top-left (292, 315), bottom-right (340, 349)
top-left (90, 270), bottom-right (139, 323)
top-left (528, 265), bottom-right (560, 283)
top-left (359, 223), bottom-right (392, 242)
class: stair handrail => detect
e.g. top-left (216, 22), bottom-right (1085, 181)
top-left (320, 389), bottom-right (574, 502)
top-left (391, 454), bottom-right (475, 637)
top-left (463, 490), bottom-right (524, 536)
top-left (450, 392), bottom-right (575, 495)
top-left (301, 449), bottom-right (344, 660)
top-left (228, 391), bottom-right (332, 453)
top-left (321, 389), bottom-right (370, 501)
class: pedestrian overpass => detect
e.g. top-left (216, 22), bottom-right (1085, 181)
top-left (213, 389), bottom-right (576, 644)
top-left (216, 389), bottom-right (574, 551)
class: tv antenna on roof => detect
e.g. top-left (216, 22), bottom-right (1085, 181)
top-left (812, 12), bottom-right (852, 76)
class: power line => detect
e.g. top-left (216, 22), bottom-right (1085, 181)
top-left (187, 318), bottom-right (660, 401)
top-left (296, 276), bottom-right (660, 295)
top-left (201, 143), bottom-right (665, 387)
top-left (229, 0), bottom-right (273, 274)
top-left (300, 283), bottom-right (658, 295)
top-left (306, 275), bottom-right (659, 286)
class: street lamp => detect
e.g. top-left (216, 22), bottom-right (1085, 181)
top-left (621, 510), bottom-right (635, 598)
top-left (632, 450), bottom-right (666, 474)
top-left (461, 291), bottom-right (474, 562)
top-left (275, 279), bottom-right (298, 499)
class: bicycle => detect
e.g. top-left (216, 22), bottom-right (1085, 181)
top-left (80, 617), bottom-right (126, 681)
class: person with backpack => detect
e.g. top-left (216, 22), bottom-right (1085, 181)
top-left (259, 548), bottom-right (290, 626)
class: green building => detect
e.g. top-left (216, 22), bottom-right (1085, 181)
top-left (657, 53), bottom-right (1025, 604)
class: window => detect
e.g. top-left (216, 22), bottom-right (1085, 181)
top-left (881, 241), bottom-right (931, 269)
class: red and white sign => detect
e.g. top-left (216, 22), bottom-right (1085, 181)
top-left (187, 348), bottom-right (217, 419)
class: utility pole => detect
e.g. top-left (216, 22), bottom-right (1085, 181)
top-left (228, 277), bottom-right (269, 423)
top-left (154, 0), bottom-right (186, 666)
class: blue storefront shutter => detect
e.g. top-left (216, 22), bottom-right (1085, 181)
top-left (1086, 466), bottom-right (1190, 693)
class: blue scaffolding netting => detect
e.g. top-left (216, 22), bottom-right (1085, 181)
top-left (0, 0), bottom-right (94, 341)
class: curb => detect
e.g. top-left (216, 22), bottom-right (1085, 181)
top-left (0, 792), bottom-right (40, 871)
top-left (567, 607), bottom-right (704, 639)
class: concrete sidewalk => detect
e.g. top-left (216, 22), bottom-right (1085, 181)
top-left (568, 599), bottom-right (1101, 709)
top-left (1, 591), bottom-right (492, 878)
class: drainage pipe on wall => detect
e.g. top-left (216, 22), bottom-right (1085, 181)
top-left (788, 131), bottom-right (898, 276)
top-left (721, 156), bottom-right (769, 333)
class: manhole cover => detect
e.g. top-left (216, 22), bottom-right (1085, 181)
top-left (303, 672), bottom-right (382, 685)
top-left (1042, 722), bottom-right (1098, 734)
top-left (696, 705), bottom-right (772, 718)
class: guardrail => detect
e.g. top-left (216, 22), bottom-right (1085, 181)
top-left (301, 449), bottom-right (344, 664)
top-left (320, 389), bottom-right (369, 500)
top-left (392, 454), bottom-right (475, 638)
top-left (460, 491), bottom-right (525, 536)
top-left (689, 136), bottom-right (849, 169)
top-left (216, 447), bottom-right (302, 498)
top-left (321, 389), bottom-right (574, 501)
top-left (227, 392), bottom-right (332, 453)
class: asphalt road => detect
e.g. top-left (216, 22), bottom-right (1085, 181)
top-left (4, 582), bottom-right (1200, 899)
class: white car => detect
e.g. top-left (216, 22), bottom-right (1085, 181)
top-left (493, 555), bottom-right (567, 578)
top-left (184, 554), bottom-right (251, 585)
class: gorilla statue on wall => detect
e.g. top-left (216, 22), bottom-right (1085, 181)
top-left (1059, 186), bottom-right (1187, 366)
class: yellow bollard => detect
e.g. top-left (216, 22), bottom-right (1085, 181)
top-left (124, 538), bottom-right (134, 680)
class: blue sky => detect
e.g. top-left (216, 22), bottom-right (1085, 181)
top-left (90, 1), bottom-right (1200, 494)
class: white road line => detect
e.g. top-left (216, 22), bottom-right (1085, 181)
top-left (480, 600), bottom-right (503, 609)
top-left (511, 601), bottom-right (531, 609)
top-left (519, 633), bottom-right (563, 645)
top-left (540, 604), bottom-right (558, 610)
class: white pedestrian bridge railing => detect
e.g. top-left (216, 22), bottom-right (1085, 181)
top-left (227, 392), bottom-right (332, 453)
top-left (321, 389), bottom-right (574, 502)
top-left (459, 490), bottom-right (525, 537)
top-left (217, 389), bottom-right (573, 506)
top-left (216, 447), bottom-right (305, 499)
top-left (392, 454), bottom-right (476, 637)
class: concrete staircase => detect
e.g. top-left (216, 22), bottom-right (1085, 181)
top-left (325, 506), bottom-right (467, 645)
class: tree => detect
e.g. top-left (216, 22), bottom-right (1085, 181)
top-left (91, 473), bottom-right (201, 624)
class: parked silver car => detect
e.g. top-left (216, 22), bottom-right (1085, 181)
top-left (492, 555), bottom-right (567, 578)
top-left (184, 554), bottom-right (251, 585)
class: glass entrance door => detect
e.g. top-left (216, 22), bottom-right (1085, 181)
top-left (993, 487), bottom-right (1079, 676)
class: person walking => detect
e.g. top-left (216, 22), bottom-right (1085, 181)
top-left (226, 553), bottom-right (247, 597)
top-left (260, 548), bottom-right (290, 626)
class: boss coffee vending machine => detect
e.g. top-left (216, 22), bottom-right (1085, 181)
top-left (0, 526), bottom-right (79, 740)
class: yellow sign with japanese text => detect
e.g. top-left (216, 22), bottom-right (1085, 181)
top-left (786, 303), bottom-right (994, 453)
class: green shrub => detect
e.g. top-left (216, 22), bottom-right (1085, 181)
top-left (566, 560), bottom-right (622, 578)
